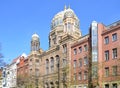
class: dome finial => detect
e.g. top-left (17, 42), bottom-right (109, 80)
top-left (32, 33), bottom-right (39, 38)
top-left (64, 5), bottom-right (67, 10)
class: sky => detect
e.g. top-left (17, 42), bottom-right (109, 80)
top-left (0, 0), bottom-right (120, 64)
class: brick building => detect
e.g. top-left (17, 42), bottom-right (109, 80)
top-left (71, 35), bottom-right (89, 88)
top-left (17, 53), bottom-right (28, 88)
top-left (71, 21), bottom-right (120, 88)
top-left (101, 21), bottom-right (120, 88)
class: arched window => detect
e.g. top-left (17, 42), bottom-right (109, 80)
top-left (63, 59), bottom-right (67, 67)
top-left (46, 59), bottom-right (49, 74)
top-left (67, 22), bottom-right (73, 33)
top-left (35, 69), bottom-right (39, 77)
top-left (50, 57), bottom-right (54, 72)
top-left (35, 59), bottom-right (39, 66)
top-left (56, 55), bottom-right (60, 68)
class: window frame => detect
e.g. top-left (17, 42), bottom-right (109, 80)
top-left (104, 36), bottom-right (109, 44)
top-left (112, 48), bottom-right (117, 59)
top-left (112, 33), bottom-right (117, 41)
top-left (78, 72), bottom-right (82, 80)
top-left (73, 60), bottom-right (77, 68)
top-left (79, 47), bottom-right (82, 53)
top-left (84, 56), bottom-right (88, 65)
top-left (105, 67), bottom-right (109, 77)
top-left (74, 48), bottom-right (77, 55)
top-left (112, 66), bottom-right (117, 76)
top-left (105, 50), bottom-right (109, 61)
top-left (84, 45), bottom-right (88, 51)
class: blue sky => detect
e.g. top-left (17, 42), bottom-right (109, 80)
top-left (0, 0), bottom-right (120, 64)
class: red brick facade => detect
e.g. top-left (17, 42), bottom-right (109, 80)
top-left (71, 21), bottom-right (120, 88)
top-left (71, 35), bottom-right (89, 88)
top-left (101, 22), bottom-right (120, 88)
top-left (17, 56), bottom-right (28, 87)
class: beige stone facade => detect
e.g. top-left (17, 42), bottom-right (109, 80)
top-left (28, 6), bottom-right (82, 88)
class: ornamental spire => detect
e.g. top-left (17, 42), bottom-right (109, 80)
top-left (64, 5), bottom-right (67, 10)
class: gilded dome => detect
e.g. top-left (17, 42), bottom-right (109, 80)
top-left (51, 6), bottom-right (79, 29)
top-left (64, 8), bottom-right (74, 18)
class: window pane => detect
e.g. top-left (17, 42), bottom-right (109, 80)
top-left (104, 36), bottom-right (109, 44)
top-left (79, 47), bottom-right (82, 53)
top-left (112, 48), bottom-right (117, 58)
top-left (78, 72), bottom-right (82, 80)
top-left (74, 48), bottom-right (77, 55)
top-left (105, 67), bottom-right (109, 77)
top-left (84, 45), bottom-right (88, 51)
top-left (84, 57), bottom-right (88, 65)
top-left (105, 50), bottom-right (109, 61)
top-left (73, 60), bottom-right (77, 68)
top-left (112, 33), bottom-right (117, 41)
top-left (79, 59), bottom-right (82, 67)
top-left (112, 66), bottom-right (117, 76)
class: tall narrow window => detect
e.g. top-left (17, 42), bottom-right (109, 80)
top-left (63, 59), bottom-right (67, 67)
top-left (53, 38), bottom-right (56, 44)
top-left (79, 47), bottom-right (82, 53)
top-left (112, 48), bottom-right (117, 59)
top-left (46, 59), bottom-right (49, 74)
top-left (112, 66), bottom-right (117, 76)
top-left (84, 57), bottom-right (88, 65)
top-left (63, 44), bottom-right (67, 53)
top-left (35, 59), bottom-right (39, 66)
top-left (35, 69), bottom-right (39, 77)
top-left (112, 33), bottom-right (117, 41)
top-left (67, 22), bottom-right (73, 33)
top-left (104, 36), bottom-right (109, 44)
top-left (84, 71), bottom-right (88, 80)
top-left (105, 67), bottom-right (109, 77)
top-left (79, 59), bottom-right (82, 67)
top-left (105, 50), bottom-right (109, 61)
top-left (78, 72), bottom-right (82, 80)
top-left (50, 58), bottom-right (54, 72)
top-left (84, 45), bottom-right (88, 51)
top-left (74, 48), bottom-right (77, 55)
top-left (73, 60), bottom-right (77, 68)
top-left (56, 55), bottom-right (59, 68)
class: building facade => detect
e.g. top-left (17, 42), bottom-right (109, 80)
top-left (9, 6), bottom-right (120, 88)
top-left (2, 57), bottom-right (19, 88)
top-left (71, 35), bottom-right (89, 88)
top-left (0, 68), bottom-right (2, 88)
top-left (17, 53), bottom-right (28, 88)
top-left (101, 21), bottom-right (120, 88)
top-left (71, 21), bottom-right (120, 88)
top-left (27, 6), bottom-right (82, 88)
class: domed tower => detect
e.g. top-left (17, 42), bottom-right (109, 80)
top-left (63, 6), bottom-right (82, 36)
top-left (49, 6), bottom-right (82, 47)
top-left (31, 33), bottom-right (40, 51)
